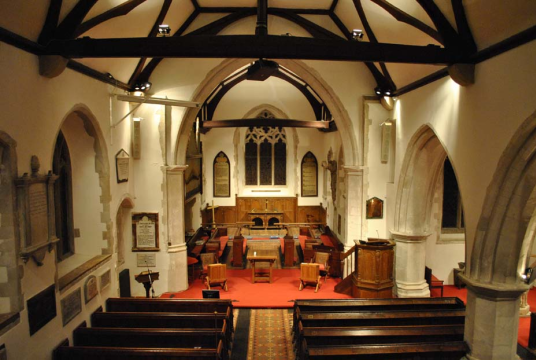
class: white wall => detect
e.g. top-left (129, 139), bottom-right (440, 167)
top-left (394, 40), bottom-right (536, 277)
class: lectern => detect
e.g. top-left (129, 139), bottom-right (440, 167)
top-left (135, 270), bottom-right (159, 298)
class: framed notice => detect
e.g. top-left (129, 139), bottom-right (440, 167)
top-left (115, 149), bottom-right (129, 183)
top-left (213, 151), bottom-right (230, 197)
top-left (137, 253), bottom-right (156, 267)
top-left (301, 151), bottom-right (318, 197)
top-left (132, 212), bottom-right (159, 251)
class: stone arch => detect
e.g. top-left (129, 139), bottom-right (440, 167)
top-left (393, 125), bottom-right (448, 235)
top-left (468, 109), bottom-right (536, 285)
top-left (54, 104), bottom-right (112, 278)
top-left (0, 130), bottom-right (22, 316)
top-left (175, 58), bottom-right (357, 167)
top-left (115, 195), bottom-right (135, 266)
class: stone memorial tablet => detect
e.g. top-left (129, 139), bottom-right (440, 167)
top-left (61, 288), bottom-right (81, 326)
top-left (100, 269), bottom-right (111, 291)
top-left (213, 151), bottom-right (230, 197)
top-left (84, 275), bottom-right (98, 303)
top-left (301, 151), bottom-right (318, 197)
top-left (137, 253), bottom-right (156, 267)
top-left (132, 212), bottom-right (159, 251)
top-left (115, 149), bottom-right (129, 183)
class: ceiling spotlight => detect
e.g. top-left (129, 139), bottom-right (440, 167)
top-left (158, 25), bottom-right (171, 37)
top-left (375, 87), bottom-right (382, 96)
top-left (134, 81), bottom-right (152, 92)
top-left (352, 29), bottom-right (364, 41)
top-left (384, 89), bottom-right (392, 96)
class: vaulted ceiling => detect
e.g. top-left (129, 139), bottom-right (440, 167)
top-left (1, 0), bottom-right (535, 96)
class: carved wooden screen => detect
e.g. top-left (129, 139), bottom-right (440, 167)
top-left (245, 124), bottom-right (287, 186)
top-left (301, 151), bottom-right (318, 197)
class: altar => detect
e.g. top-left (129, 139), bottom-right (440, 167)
top-left (247, 209), bottom-right (284, 228)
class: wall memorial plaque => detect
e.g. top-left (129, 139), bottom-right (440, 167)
top-left (84, 275), bottom-right (98, 304)
top-left (301, 151), bottom-right (318, 197)
top-left (15, 156), bottom-right (59, 265)
top-left (366, 197), bottom-right (384, 219)
top-left (137, 253), bottom-right (156, 267)
top-left (100, 269), bottom-right (111, 291)
top-left (132, 212), bottom-right (159, 251)
top-left (115, 149), bottom-right (129, 183)
top-left (213, 151), bottom-right (230, 197)
top-left (27, 284), bottom-right (56, 336)
top-left (61, 288), bottom-right (81, 326)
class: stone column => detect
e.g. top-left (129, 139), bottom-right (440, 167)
top-left (342, 166), bottom-right (364, 278)
top-left (391, 231), bottom-right (430, 297)
top-left (460, 274), bottom-right (527, 360)
top-left (342, 166), bottom-right (365, 246)
top-left (164, 165), bottom-right (188, 292)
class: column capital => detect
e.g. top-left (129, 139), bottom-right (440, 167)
top-left (162, 164), bottom-right (188, 174)
top-left (342, 165), bottom-right (365, 174)
top-left (390, 230), bottom-right (431, 243)
top-left (459, 273), bottom-right (529, 301)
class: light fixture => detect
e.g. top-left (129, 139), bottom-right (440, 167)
top-left (352, 29), bottom-right (364, 41)
top-left (133, 81), bottom-right (152, 92)
top-left (375, 87), bottom-right (382, 96)
top-left (158, 25), bottom-right (171, 37)
top-left (374, 86), bottom-right (394, 97)
top-left (133, 117), bottom-right (142, 122)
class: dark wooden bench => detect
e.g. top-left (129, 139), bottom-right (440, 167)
top-left (106, 298), bottom-right (234, 331)
top-left (302, 341), bottom-right (469, 359)
top-left (54, 340), bottom-right (225, 360)
top-left (91, 310), bottom-right (231, 340)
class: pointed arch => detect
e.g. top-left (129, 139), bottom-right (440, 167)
top-left (175, 58), bottom-right (357, 167)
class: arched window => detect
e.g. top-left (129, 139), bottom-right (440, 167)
top-left (442, 157), bottom-right (464, 231)
top-left (245, 126), bottom-right (287, 186)
top-left (53, 130), bottom-right (75, 261)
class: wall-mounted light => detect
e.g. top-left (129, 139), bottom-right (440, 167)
top-left (158, 25), bottom-right (171, 37)
top-left (134, 81), bottom-right (152, 92)
top-left (352, 29), bottom-right (364, 41)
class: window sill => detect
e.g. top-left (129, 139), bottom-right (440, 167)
top-left (438, 231), bottom-right (465, 244)
top-left (0, 312), bottom-right (20, 336)
top-left (58, 254), bottom-right (112, 293)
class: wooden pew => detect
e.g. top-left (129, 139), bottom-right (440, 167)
top-left (91, 311), bottom-right (231, 339)
top-left (73, 327), bottom-right (226, 349)
top-left (54, 339), bottom-right (225, 360)
top-left (106, 298), bottom-right (234, 331)
top-left (303, 341), bottom-right (469, 359)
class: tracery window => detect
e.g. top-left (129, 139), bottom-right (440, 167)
top-left (245, 124), bottom-right (287, 186)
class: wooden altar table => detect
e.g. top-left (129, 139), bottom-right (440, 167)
top-left (247, 250), bottom-right (278, 283)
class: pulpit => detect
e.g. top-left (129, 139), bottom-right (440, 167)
top-left (135, 270), bottom-right (159, 298)
top-left (352, 240), bottom-right (395, 298)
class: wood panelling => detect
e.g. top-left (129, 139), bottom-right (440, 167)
top-left (297, 206), bottom-right (326, 223)
top-left (236, 196), bottom-right (297, 223)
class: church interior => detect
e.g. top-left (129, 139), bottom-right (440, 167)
top-left (0, 1), bottom-right (536, 359)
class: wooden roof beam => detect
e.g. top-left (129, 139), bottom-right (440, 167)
top-left (74, 0), bottom-right (147, 38)
top-left (45, 35), bottom-right (459, 64)
top-left (201, 119), bottom-right (331, 129)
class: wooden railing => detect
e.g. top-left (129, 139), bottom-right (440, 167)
top-left (339, 245), bottom-right (356, 278)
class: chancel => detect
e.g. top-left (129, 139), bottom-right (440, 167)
top-left (1, 1), bottom-right (536, 360)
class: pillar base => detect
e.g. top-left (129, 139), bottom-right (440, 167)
top-left (395, 279), bottom-right (430, 298)
top-left (167, 243), bottom-right (188, 292)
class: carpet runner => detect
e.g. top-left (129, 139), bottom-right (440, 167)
top-left (247, 309), bottom-right (294, 360)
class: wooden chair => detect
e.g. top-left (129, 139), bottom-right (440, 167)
top-left (313, 251), bottom-right (331, 281)
top-left (187, 256), bottom-right (199, 283)
top-left (425, 266), bottom-right (444, 297)
top-left (200, 252), bottom-right (217, 279)
top-left (299, 263), bottom-right (321, 293)
top-left (205, 264), bottom-right (228, 291)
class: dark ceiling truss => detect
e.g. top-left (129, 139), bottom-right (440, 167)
top-left (197, 64), bottom-right (335, 133)
top-left (34, 0), bottom-right (479, 97)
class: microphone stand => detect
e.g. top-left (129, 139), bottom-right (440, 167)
top-left (146, 261), bottom-right (155, 298)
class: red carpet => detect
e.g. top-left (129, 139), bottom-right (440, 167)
top-left (162, 269), bottom-right (352, 308)
top-left (435, 285), bottom-right (535, 349)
